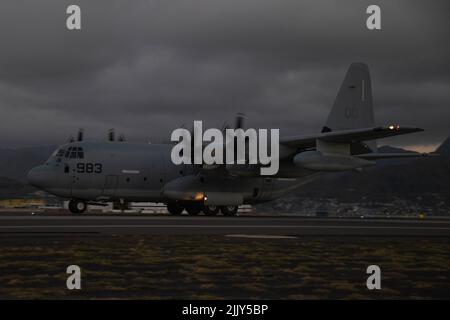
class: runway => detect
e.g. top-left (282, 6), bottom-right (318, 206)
top-left (0, 214), bottom-right (449, 237)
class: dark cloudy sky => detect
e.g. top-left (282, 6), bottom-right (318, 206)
top-left (0, 0), bottom-right (449, 151)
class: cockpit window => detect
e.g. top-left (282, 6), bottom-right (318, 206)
top-left (47, 148), bottom-right (65, 165)
top-left (63, 146), bottom-right (85, 159)
top-left (77, 147), bottom-right (84, 159)
top-left (48, 146), bottom-right (85, 164)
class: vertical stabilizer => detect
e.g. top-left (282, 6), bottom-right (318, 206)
top-left (323, 63), bottom-right (377, 153)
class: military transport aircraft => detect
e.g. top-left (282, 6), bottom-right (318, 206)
top-left (27, 63), bottom-right (429, 215)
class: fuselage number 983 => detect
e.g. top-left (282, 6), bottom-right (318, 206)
top-left (76, 163), bottom-right (102, 174)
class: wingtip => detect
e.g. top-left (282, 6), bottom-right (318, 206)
top-left (385, 125), bottom-right (424, 132)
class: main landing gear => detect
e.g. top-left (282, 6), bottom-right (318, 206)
top-left (68, 199), bottom-right (87, 214)
top-left (203, 205), bottom-right (220, 216)
top-left (166, 202), bottom-right (238, 216)
top-left (220, 205), bottom-right (239, 216)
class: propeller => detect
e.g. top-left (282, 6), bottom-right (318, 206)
top-left (77, 128), bottom-right (84, 142)
top-left (235, 112), bottom-right (246, 129)
top-left (108, 128), bottom-right (115, 142)
top-left (67, 128), bottom-right (85, 143)
top-left (173, 113), bottom-right (248, 166)
top-left (220, 121), bottom-right (230, 133)
top-left (230, 112), bottom-right (248, 161)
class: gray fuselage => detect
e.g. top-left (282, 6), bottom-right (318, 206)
top-left (27, 141), bottom-right (319, 205)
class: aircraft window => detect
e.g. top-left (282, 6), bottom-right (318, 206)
top-left (77, 147), bottom-right (84, 159)
top-left (62, 146), bottom-right (85, 159)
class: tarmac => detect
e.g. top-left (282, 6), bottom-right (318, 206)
top-left (0, 213), bottom-right (449, 237)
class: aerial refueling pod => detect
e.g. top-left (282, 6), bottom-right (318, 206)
top-left (293, 151), bottom-right (375, 172)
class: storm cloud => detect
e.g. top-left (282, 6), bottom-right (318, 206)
top-left (0, 0), bottom-right (449, 150)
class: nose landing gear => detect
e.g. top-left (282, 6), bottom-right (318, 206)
top-left (68, 199), bottom-right (87, 214)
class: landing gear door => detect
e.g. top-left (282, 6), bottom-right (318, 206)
top-left (103, 175), bottom-right (118, 197)
top-left (62, 163), bottom-right (73, 196)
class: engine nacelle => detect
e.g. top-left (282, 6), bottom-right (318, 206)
top-left (225, 164), bottom-right (260, 177)
top-left (293, 151), bottom-right (374, 171)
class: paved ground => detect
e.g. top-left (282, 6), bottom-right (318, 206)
top-left (0, 214), bottom-right (449, 237)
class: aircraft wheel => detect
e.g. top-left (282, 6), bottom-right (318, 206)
top-left (220, 205), bottom-right (238, 216)
top-left (167, 202), bottom-right (184, 215)
top-left (68, 199), bottom-right (87, 214)
top-left (185, 203), bottom-right (203, 216)
top-left (203, 205), bottom-right (219, 216)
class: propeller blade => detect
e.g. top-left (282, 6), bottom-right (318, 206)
top-left (235, 113), bottom-right (246, 129)
top-left (77, 128), bottom-right (84, 142)
top-left (108, 128), bottom-right (115, 141)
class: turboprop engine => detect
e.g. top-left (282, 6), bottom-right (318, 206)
top-left (293, 151), bottom-right (375, 172)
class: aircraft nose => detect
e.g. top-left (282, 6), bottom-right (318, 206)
top-left (27, 165), bottom-right (48, 188)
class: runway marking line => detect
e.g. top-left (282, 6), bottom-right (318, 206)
top-left (226, 234), bottom-right (298, 239)
top-left (0, 225), bottom-right (449, 230)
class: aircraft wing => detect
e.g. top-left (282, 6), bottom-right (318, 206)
top-left (355, 152), bottom-right (436, 160)
top-left (280, 125), bottom-right (424, 148)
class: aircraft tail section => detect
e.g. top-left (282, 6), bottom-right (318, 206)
top-left (324, 63), bottom-right (377, 153)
